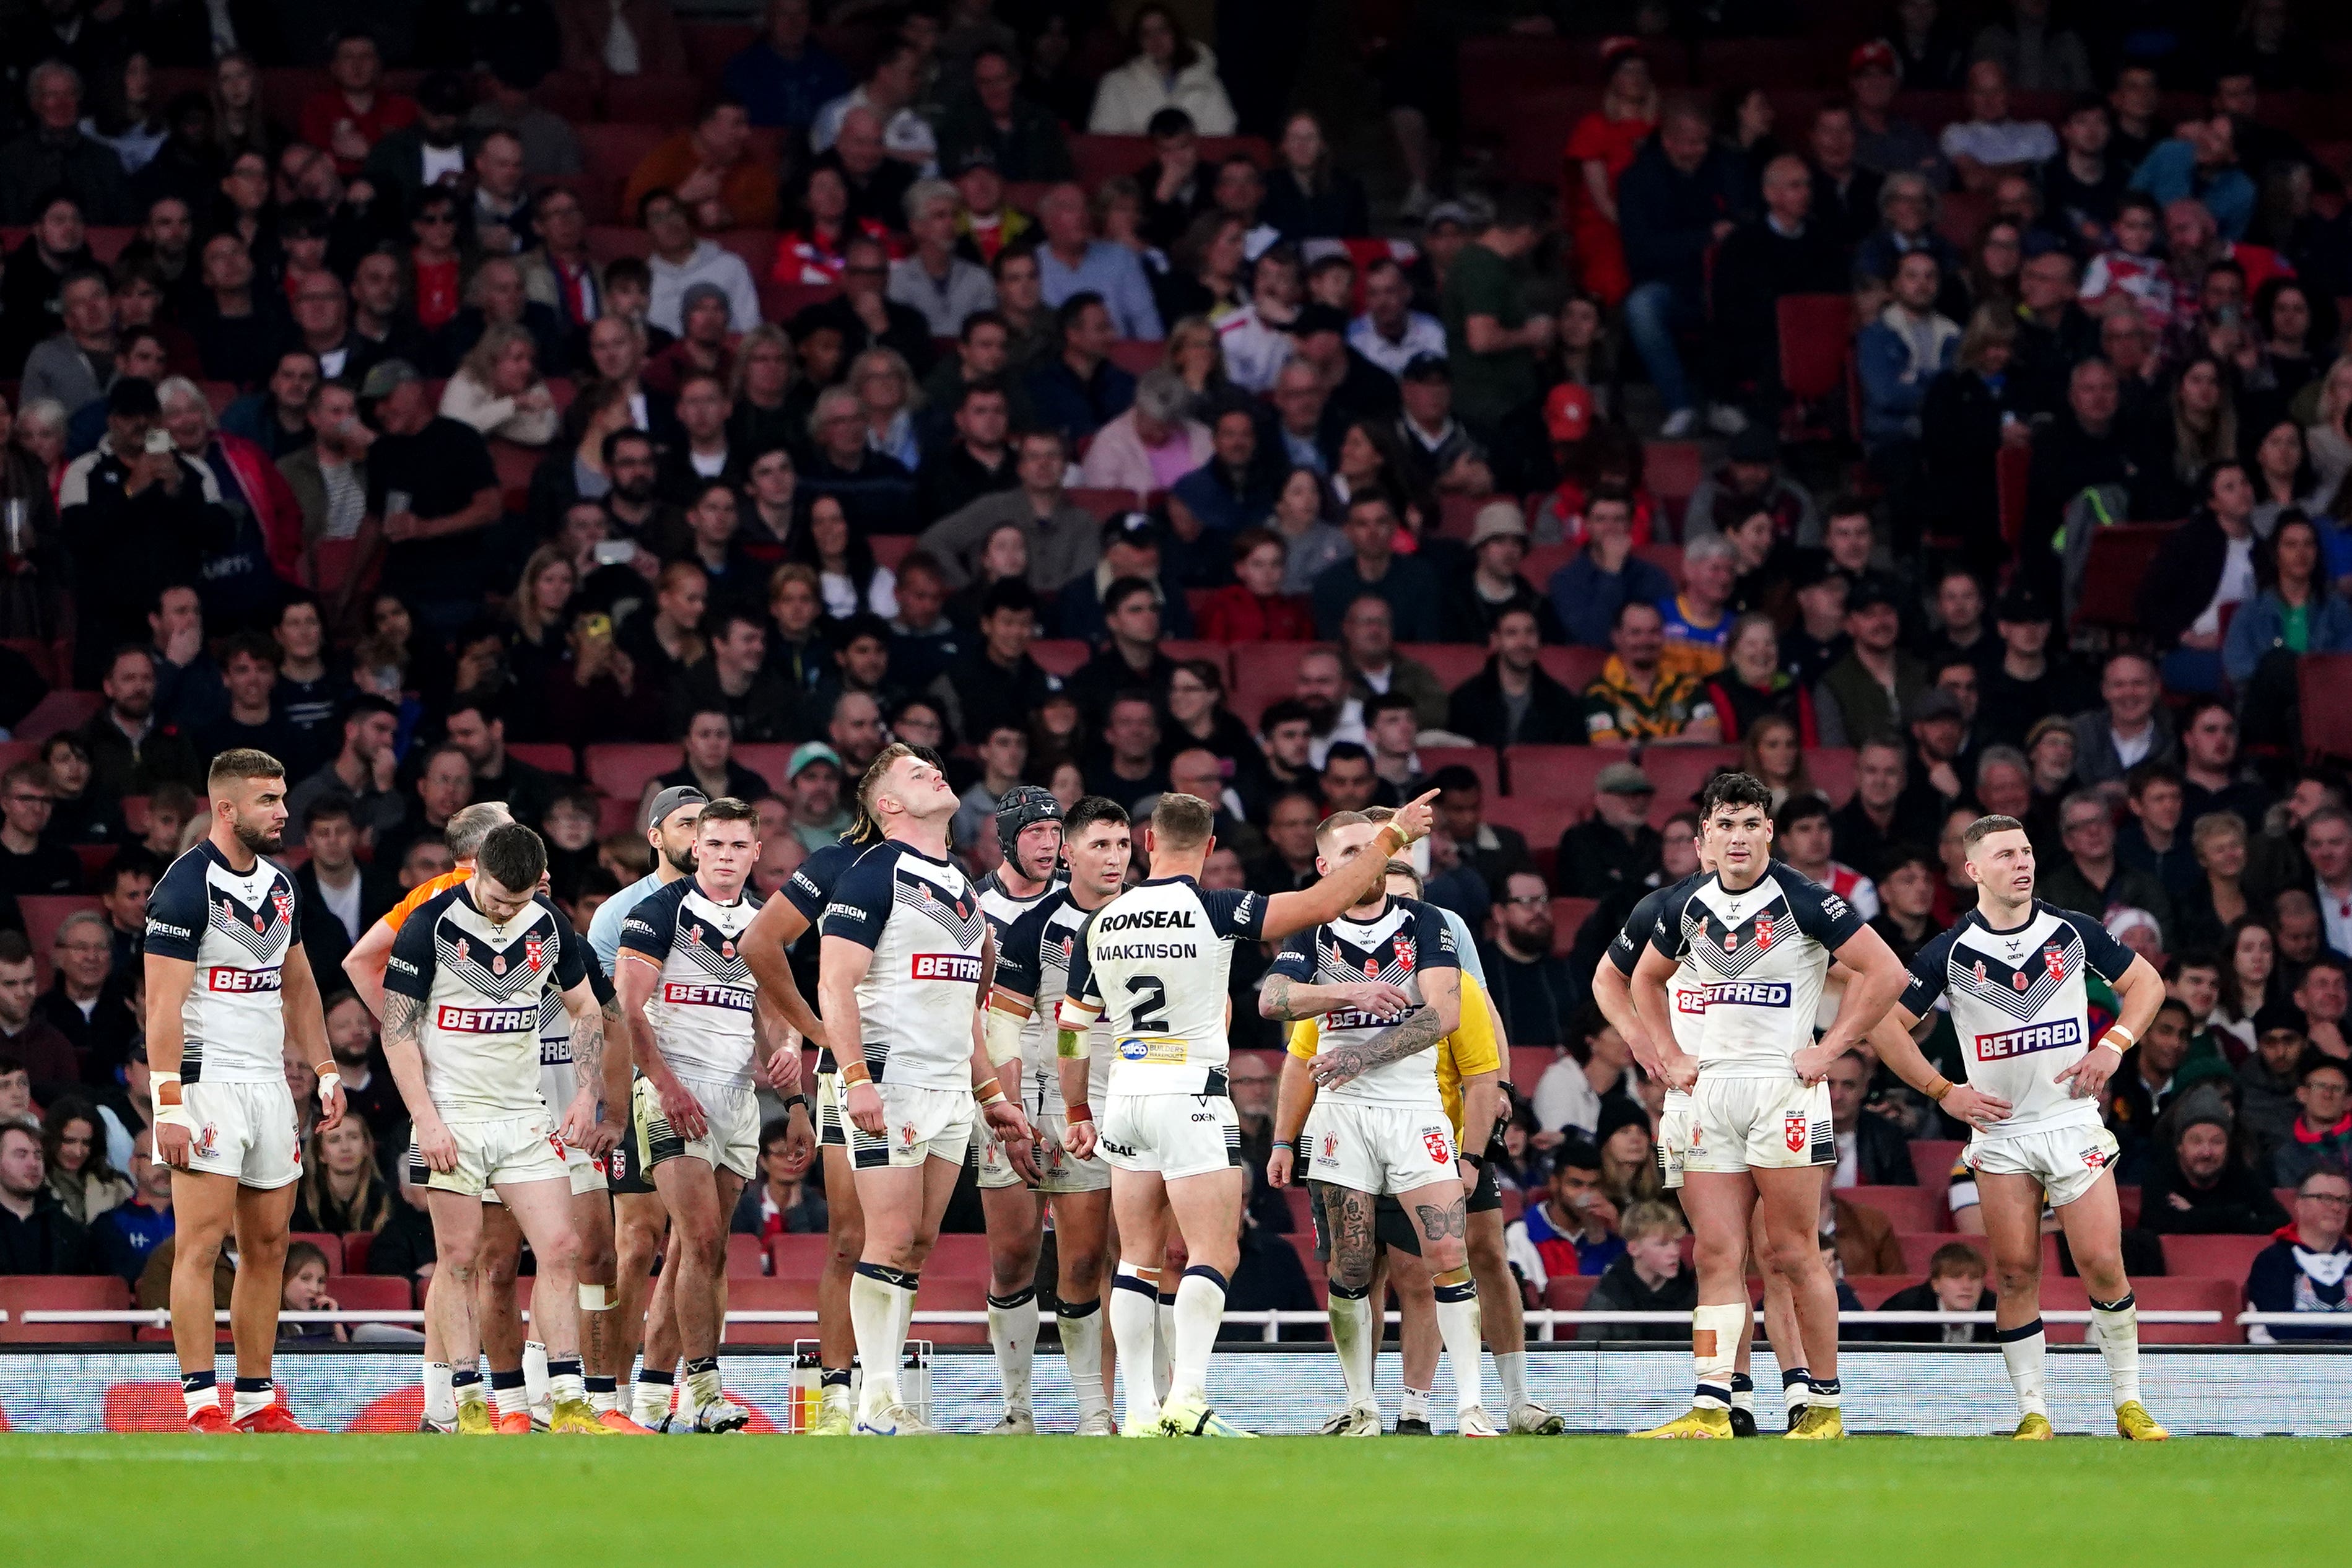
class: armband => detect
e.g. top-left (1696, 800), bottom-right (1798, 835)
top-left (982, 1006), bottom-right (1025, 1067)
top-left (838, 1060), bottom-right (873, 1087)
top-left (1923, 1074), bottom-right (1953, 1104)
top-left (1065, 1102), bottom-right (1092, 1126)
top-left (2097, 1025), bottom-right (2132, 1051)
top-left (1056, 1026), bottom-right (1090, 1060)
top-left (1371, 825), bottom-right (1408, 858)
top-left (150, 1070), bottom-right (181, 1106)
top-left (783, 1094), bottom-right (810, 1115)
top-left (1273, 1139), bottom-right (1296, 1155)
top-left (974, 1078), bottom-right (1006, 1108)
top-left (1460, 1151), bottom-right (1486, 1171)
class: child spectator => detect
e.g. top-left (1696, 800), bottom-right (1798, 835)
top-left (1577, 1200), bottom-right (1694, 1341)
top-left (279, 1239), bottom-right (346, 1341)
top-left (1871, 1242), bottom-right (1998, 1343)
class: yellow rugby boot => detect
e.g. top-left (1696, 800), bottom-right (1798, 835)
top-left (2013, 1413), bottom-right (2054, 1440)
top-left (2115, 1401), bottom-right (2169, 1441)
top-left (1631, 1407), bottom-right (1733, 1439)
top-left (1784, 1406), bottom-right (1846, 1439)
top-left (551, 1399), bottom-right (622, 1434)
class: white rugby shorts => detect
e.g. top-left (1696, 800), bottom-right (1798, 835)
top-left (1681, 1074), bottom-right (1832, 1174)
top-left (1656, 1091), bottom-right (1696, 1191)
top-left (1301, 1101), bottom-right (1459, 1196)
top-left (427, 1113), bottom-right (569, 1198)
top-left (1965, 1118), bottom-right (2120, 1210)
top-left (178, 1079), bottom-right (302, 1190)
top-left (635, 1076), bottom-right (759, 1182)
top-left (1096, 1092), bottom-right (1240, 1182)
top-left (847, 1081), bottom-right (976, 1170)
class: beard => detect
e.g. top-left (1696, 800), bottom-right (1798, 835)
top-left (231, 818), bottom-right (284, 855)
top-left (1299, 696), bottom-right (1336, 736)
top-left (662, 843), bottom-right (699, 876)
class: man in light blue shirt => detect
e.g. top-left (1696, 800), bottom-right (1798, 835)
top-left (2128, 116), bottom-right (2256, 242)
top-left (1032, 182), bottom-right (1163, 340)
top-left (587, 786), bottom-right (706, 974)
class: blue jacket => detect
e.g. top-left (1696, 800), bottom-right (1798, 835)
top-left (2221, 588), bottom-right (2352, 687)
top-left (721, 40), bottom-right (852, 131)
top-left (1548, 550), bottom-right (1676, 648)
top-left (1614, 141), bottom-right (1742, 295)
top-left (2130, 140), bottom-right (2256, 242)
top-left (1855, 313), bottom-right (1959, 446)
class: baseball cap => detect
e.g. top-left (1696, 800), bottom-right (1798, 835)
top-left (1904, 687), bottom-right (1963, 725)
top-left (1997, 582), bottom-right (2054, 624)
top-left (679, 281), bottom-right (733, 320)
top-left (1850, 39), bottom-right (1899, 77)
top-left (788, 741), bottom-right (843, 780)
top-left (1292, 303), bottom-right (1349, 338)
top-left (1102, 510), bottom-right (1160, 548)
top-left (645, 785), bottom-right (708, 833)
top-left (1468, 501), bottom-right (1528, 547)
top-left (1544, 383), bottom-right (1593, 443)
top-left (945, 142), bottom-right (998, 177)
top-left (1846, 578), bottom-right (1899, 614)
top-left (1400, 352), bottom-right (1450, 384)
top-left (1424, 200), bottom-right (1476, 233)
top-left (1596, 762), bottom-right (1657, 796)
top-left (2254, 1000), bottom-right (2309, 1038)
top-left (359, 359), bottom-right (420, 401)
top-left (1727, 424), bottom-right (1779, 465)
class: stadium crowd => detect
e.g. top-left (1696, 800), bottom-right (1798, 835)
top-left (0, 0), bottom-right (2348, 1346)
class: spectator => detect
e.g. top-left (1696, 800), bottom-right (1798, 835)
top-left (2042, 787), bottom-right (2176, 940)
top-left (2272, 1055), bottom-right (2352, 1188)
top-left (1576, 1199), bottom-right (1692, 1343)
top-left (2070, 651), bottom-right (2175, 790)
top-left (1561, 39), bottom-right (1660, 307)
top-left (1940, 59), bottom-right (2056, 192)
top-left (357, 68), bottom-right (470, 224)
top-left (2294, 957), bottom-right (2348, 1060)
top-left (2117, 762), bottom-right (2197, 902)
top-left (724, 0), bottom-right (850, 134)
top-left (75, 643), bottom-right (200, 802)
top-left (1710, 154), bottom-right (1845, 413)
top-left (1780, 793), bottom-right (1883, 921)
top-left (1034, 184), bottom-right (1162, 341)
top-left (1709, 619), bottom-right (1817, 749)
top-left (1618, 100), bottom-right (1744, 439)
top-left (1166, 406), bottom-right (1280, 545)
top-left (932, 46), bottom-right (1073, 184)
top-left (1024, 294), bottom-right (1135, 446)
top-left (1970, 0), bottom-right (2091, 91)
top-left (919, 429), bottom-right (1098, 596)
top-left (0, 761), bottom-right (80, 897)
top-left (1079, 368), bottom-right (1209, 494)
top-left (2130, 113), bottom-right (2255, 245)
top-left (1551, 763), bottom-right (1661, 901)
top-left (799, 386), bottom-right (918, 538)
top-left (810, 37), bottom-right (936, 168)
top-left (1857, 251), bottom-right (1961, 465)
top-left (1547, 488), bottom-right (1673, 649)
top-left (284, 694), bottom-right (404, 850)
top-left (887, 180), bottom-right (996, 339)
top-left (1216, 245), bottom-right (1305, 396)
top-left (554, 0), bottom-right (687, 79)
top-left (1086, 5), bottom-right (1235, 136)
top-left (1195, 526), bottom-right (1313, 643)
top-left (666, 607), bottom-right (796, 743)
top-left (2140, 1097), bottom-right (2291, 1234)
top-left (731, 1115), bottom-right (827, 1238)
top-left (1582, 601), bottom-right (1718, 747)
top-left (359, 362), bottom-right (502, 640)
top-left (1440, 189), bottom-right (1553, 440)
top-left (1310, 495), bottom-right (1440, 642)
top-left (40, 1095), bottom-right (128, 1227)
top-left (466, 61), bottom-right (584, 181)
top-left (21, 268), bottom-right (118, 417)
top-left (90, 1125), bottom-right (172, 1283)
top-left (0, 63), bottom-right (129, 225)
top-left (1262, 111), bottom-right (1367, 242)
top-left (1848, 41), bottom-right (1949, 183)
top-left (1392, 355), bottom-right (1491, 503)
top-left (0, 1117), bottom-right (95, 1273)
top-left (438, 323), bottom-right (560, 448)
top-left (1871, 1242), bottom-right (1997, 1343)
top-left (1351, 261), bottom-right (1447, 381)
top-left (296, 32), bottom-right (416, 180)
top-left (1438, 503), bottom-right (1546, 645)
top-left (2224, 513), bottom-right (2352, 690)
top-left (2024, 357), bottom-right (2136, 565)
top-left (1826, 1049), bottom-right (1917, 1187)
top-left (1514, 1133), bottom-right (1622, 1281)
top-left (639, 189), bottom-right (762, 339)
top-left (1815, 581), bottom-right (1927, 747)
top-left (2244, 1167), bottom-right (2352, 1343)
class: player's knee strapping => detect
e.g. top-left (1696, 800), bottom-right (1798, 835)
top-left (1690, 1302), bottom-right (1744, 1407)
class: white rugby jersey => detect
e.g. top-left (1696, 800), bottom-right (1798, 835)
top-left (619, 877), bottom-right (765, 1090)
top-left (1061, 876), bottom-right (1266, 1097)
top-left (144, 840), bottom-right (303, 1083)
top-left (536, 959), bottom-right (616, 1115)
top-left (1902, 899), bottom-right (2136, 1135)
top-left (1608, 873), bottom-right (1709, 1113)
top-left (1269, 896), bottom-right (1458, 1110)
top-left (822, 841), bottom-right (988, 1091)
top-left (1645, 861), bottom-right (1865, 1076)
top-left (996, 889), bottom-right (1111, 1109)
top-left (385, 884), bottom-right (591, 1120)
top-left (977, 868), bottom-right (1065, 937)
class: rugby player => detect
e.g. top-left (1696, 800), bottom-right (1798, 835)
top-left (741, 831), bottom-right (860, 1434)
top-left (614, 798), bottom-right (774, 1434)
top-left (989, 796), bottom-right (1133, 1435)
top-left (147, 749), bottom-right (343, 1432)
top-left (1058, 788), bottom-right (1437, 1438)
top-left (1592, 825), bottom-right (1812, 1435)
top-left (1261, 814), bottom-right (1491, 1436)
top-left (819, 744), bottom-right (1035, 1435)
top-left (1627, 772), bottom-right (1909, 1439)
top-left (586, 788), bottom-right (707, 1429)
top-left (1872, 813), bottom-right (2169, 1440)
top-left (970, 785), bottom-right (1065, 1433)
top-left (378, 824), bottom-right (619, 1435)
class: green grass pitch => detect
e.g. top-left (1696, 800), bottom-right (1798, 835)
top-left (6, 1435), bottom-right (2346, 1565)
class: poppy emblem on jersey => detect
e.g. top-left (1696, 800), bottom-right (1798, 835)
top-left (1723, 930), bottom-right (1738, 952)
top-left (2013, 969), bottom-right (2031, 991)
top-left (721, 940), bottom-right (736, 959)
top-left (2044, 943), bottom-right (2067, 982)
top-left (1754, 915), bottom-right (1774, 950)
top-left (492, 953), bottom-right (507, 975)
top-left (525, 934), bottom-right (544, 970)
top-left (1784, 1113), bottom-right (1805, 1153)
top-left (1364, 958), bottom-right (1380, 977)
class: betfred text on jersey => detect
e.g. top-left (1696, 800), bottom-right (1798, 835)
top-left (435, 1004), bottom-right (538, 1033)
top-left (911, 952), bottom-right (983, 982)
top-left (1697, 981), bottom-right (1792, 1008)
top-left (206, 967), bottom-right (282, 992)
top-left (1975, 1018), bottom-right (2084, 1061)
top-left (661, 981), bottom-right (754, 1010)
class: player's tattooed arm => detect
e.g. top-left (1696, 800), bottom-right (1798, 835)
top-left (1307, 1006), bottom-right (1448, 1090)
top-left (1260, 974), bottom-right (1414, 1022)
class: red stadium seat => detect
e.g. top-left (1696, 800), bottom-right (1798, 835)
top-left (734, 744), bottom-right (793, 790)
top-left (1896, 1231), bottom-right (2006, 1276)
top-left (1066, 486), bottom-right (1140, 523)
top-left (2073, 522), bottom-right (2177, 632)
top-left (1844, 1274), bottom-right (1922, 1309)
top-left (339, 1231), bottom-right (373, 1274)
top-left (921, 1233), bottom-right (991, 1283)
top-left (872, 534), bottom-right (917, 570)
top-left (1396, 643), bottom-right (1488, 692)
top-left (506, 743), bottom-right (577, 776)
top-left (1521, 543), bottom-right (1576, 593)
top-left (1909, 1138), bottom-right (1962, 1203)
top-left (1104, 340), bottom-right (1161, 375)
top-left (583, 743), bottom-right (682, 803)
top-left (1415, 745), bottom-right (1499, 800)
top-left (1509, 1046), bottom-right (1556, 1094)
top-left (1027, 639), bottom-right (1089, 678)
top-left (770, 1233), bottom-right (830, 1281)
top-left (1640, 744), bottom-right (1744, 823)
top-left (2299, 653), bottom-right (2352, 761)
top-left (1227, 640), bottom-right (1330, 727)
top-left (603, 73), bottom-right (704, 126)
top-left (1541, 1274), bottom-right (1597, 1313)
top-left (1283, 1185), bottom-right (1314, 1234)
top-left (323, 1276), bottom-right (412, 1315)
top-left (725, 1276), bottom-right (816, 1344)
top-left (1807, 747), bottom-right (1857, 808)
top-left (2039, 1276), bottom-right (2242, 1345)
top-left (1502, 744), bottom-right (1618, 809)
top-left (1775, 294), bottom-right (1853, 440)
top-left (915, 1274), bottom-right (990, 1345)
top-left (1996, 443), bottom-right (2032, 551)
top-left (1533, 646), bottom-right (1608, 694)
top-left (1159, 642), bottom-right (1234, 687)
top-left (286, 1232), bottom-right (343, 1271)
top-left (20, 894), bottom-right (100, 988)
top-left (1645, 440), bottom-right (1707, 512)
top-left (1548, 897), bottom-right (1598, 956)
top-left (727, 1234), bottom-right (768, 1278)
top-left (0, 1274), bottom-right (132, 1342)
top-left (14, 690), bottom-right (100, 742)
top-left (2160, 1234), bottom-right (2272, 1284)
top-left (1483, 792), bottom-right (1574, 866)
top-left (761, 281), bottom-right (842, 326)
top-left (1843, 1185), bottom-right (1944, 1233)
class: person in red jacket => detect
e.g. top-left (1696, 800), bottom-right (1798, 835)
top-left (297, 32), bottom-right (418, 179)
top-left (1196, 526), bottom-right (1314, 642)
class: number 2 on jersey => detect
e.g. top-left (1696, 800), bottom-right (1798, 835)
top-left (1125, 974), bottom-right (1169, 1031)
